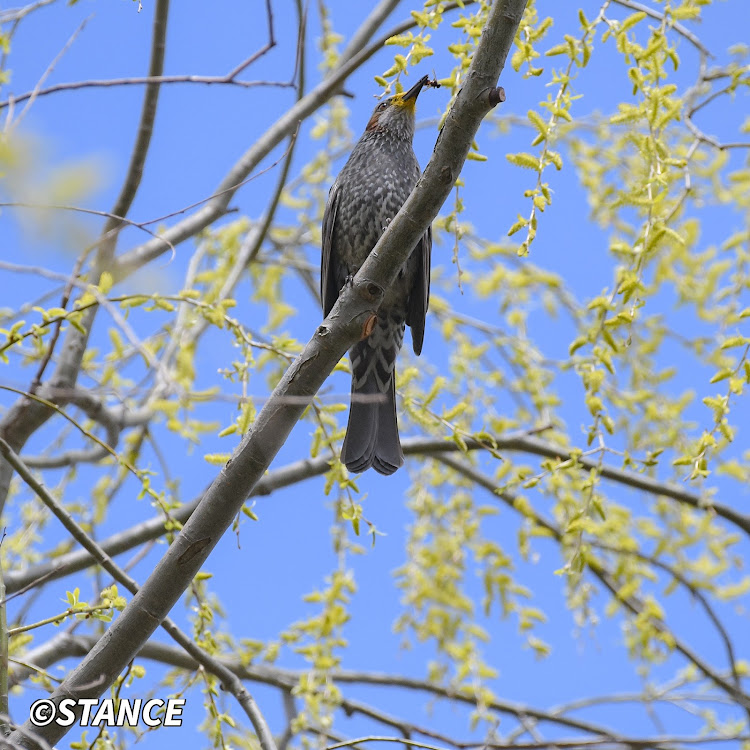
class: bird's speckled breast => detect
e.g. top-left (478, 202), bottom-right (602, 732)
top-left (331, 130), bottom-right (422, 315)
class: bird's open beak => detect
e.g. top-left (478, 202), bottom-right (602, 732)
top-left (401, 75), bottom-right (430, 103)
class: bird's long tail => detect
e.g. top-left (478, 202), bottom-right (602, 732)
top-left (341, 317), bottom-right (405, 475)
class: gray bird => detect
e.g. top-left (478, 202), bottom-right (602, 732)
top-left (321, 75), bottom-right (432, 475)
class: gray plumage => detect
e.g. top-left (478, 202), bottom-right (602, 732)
top-left (321, 76), bottom-right (432, 475)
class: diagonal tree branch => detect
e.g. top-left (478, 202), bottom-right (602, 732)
top-left (6, 2), bottom-right (527, 746)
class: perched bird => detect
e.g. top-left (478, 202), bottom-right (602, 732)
top-left (321, 75), bottom-right (432, 475)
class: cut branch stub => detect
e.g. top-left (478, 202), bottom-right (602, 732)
top-left (489, 86), bottom-right (506, 106)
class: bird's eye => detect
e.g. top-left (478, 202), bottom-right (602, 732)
top-left (377, 101), bottom-right (389, 111)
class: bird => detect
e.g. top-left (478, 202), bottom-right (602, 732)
top-left (321, 74), bottom-right (432, 476)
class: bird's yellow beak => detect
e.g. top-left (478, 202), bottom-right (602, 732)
top-left (394, 75), bottom-right (430, 110)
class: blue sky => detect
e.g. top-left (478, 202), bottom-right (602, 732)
top-left (2, 1), bottom-right (750, 748)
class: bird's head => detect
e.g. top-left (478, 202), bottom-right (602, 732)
top-left (365, 75), bottom-right (430, 140)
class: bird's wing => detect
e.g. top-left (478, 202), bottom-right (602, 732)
top-left (406, 224), bottom-right (432, 356)
top-left (321, 181), bottom-right (341, 317)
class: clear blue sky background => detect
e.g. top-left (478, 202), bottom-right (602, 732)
top-left (1, 1), bottom-right (749, 747)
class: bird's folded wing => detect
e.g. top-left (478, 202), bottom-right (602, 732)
top-left (406, 225), bottom-right (432, 356)
top-left (321, 181), bottom-right (341, 317)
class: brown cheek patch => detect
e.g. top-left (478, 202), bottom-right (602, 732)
top-left (366, 113), bottom-right (381, 131)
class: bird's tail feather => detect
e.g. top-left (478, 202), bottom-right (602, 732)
top-left (341, 341), bottom-right (404, 476)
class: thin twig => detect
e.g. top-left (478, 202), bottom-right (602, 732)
top-left (609, 0), bottom-right (712, 57)
top-left (28, 248), bottom-right (92, 396)
top-left (0, 74), bottom-right (295, 112)
top-left (0, 0), bottom-right (57, 24)
top-left (0, 0), bottom-right (282, 112)
top-left (7, 14), bottom-right (91, 130)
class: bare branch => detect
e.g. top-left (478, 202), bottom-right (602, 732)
top-left (0, 0), bottom-right (283, 112)
top-left (0, 0), bottom-right (56, 24)
top-left (102, 0), bottom-right (168, 249)
top-left (0, 74), bottom-right (294, 112)
top-left (0, 202), bottom-right (177, 254)
top-left (226, 0), bottom-right (276, 78)
top-left (5, 14), bottom-right (90, 130)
